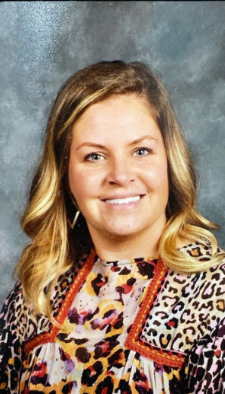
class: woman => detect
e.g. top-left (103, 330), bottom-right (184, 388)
top-left (0, 60), bottom-right (225, 393)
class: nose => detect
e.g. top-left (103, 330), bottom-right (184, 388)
top-left (107, 158), bottom-right (135, 186)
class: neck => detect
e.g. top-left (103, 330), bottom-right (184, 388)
top-left (89, 228), bottom-right (162, 262)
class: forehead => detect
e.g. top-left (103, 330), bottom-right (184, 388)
top-left (71, 95), bottom-right (160, 138)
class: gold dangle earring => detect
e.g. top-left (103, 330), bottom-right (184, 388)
top-left (71, 210), bottom-right (80, 229)
top-left (69, 194), bottom-right (80, 229)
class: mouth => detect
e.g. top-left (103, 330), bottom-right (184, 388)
top-left (104, 195), bottom-right (144, 205)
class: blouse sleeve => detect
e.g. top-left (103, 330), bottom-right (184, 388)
top-left (0, 281), bottom-right (24, 394)
top-left (184, 316), bottom-right (225, 394)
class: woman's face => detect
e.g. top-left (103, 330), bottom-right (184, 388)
top-left (69, 95), bottom-right (169, 245)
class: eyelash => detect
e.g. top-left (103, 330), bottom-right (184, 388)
top-left (85, 153), bottom-right (104, 162)
top-left (84, 147), bottom-right (152, 162)
top-left (133, 147), bottom-right (152, 156)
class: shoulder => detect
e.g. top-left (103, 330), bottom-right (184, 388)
top-left (178, 241), bottom-right (225, 288)
top-left (0, 280), bottom-right (23, 325)
top-left (180, 241), bottom-right (224, 260)
top-left (0, 280), bottom-right (37, 343)
top-left (180, 241), bottom-right (225, 273)
top-left (174, 243), bottom-right (225, 331)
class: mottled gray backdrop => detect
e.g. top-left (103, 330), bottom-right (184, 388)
top-left (0, 1), bottom-right (225, 308)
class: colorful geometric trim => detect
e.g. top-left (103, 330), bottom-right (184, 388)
top-left (24, 249), bottom-right (96, 355)
top-left (125, 257), bottom-right (186, 368)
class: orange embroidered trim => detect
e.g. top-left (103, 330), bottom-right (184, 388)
top-left (24, 249), bottom-right (96, 355)
top-left (125, 257), bottom-right (186, 368)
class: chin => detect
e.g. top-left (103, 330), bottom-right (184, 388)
top-left (106, 226), bottom-right (141, 239)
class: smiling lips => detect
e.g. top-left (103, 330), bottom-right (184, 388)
top-left (104, 195), bottom-right (143, 205)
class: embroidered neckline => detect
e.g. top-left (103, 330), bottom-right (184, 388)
top-left (124, 257), bottom-right (186, 368)
top-left (24, 248), bottom-right (96, 355)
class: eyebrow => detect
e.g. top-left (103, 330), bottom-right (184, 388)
top-left (129, 135), bottom-right (157, 145)
top-left (76, 135), bottom-right (156, 150)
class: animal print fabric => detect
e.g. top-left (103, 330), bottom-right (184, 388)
top-left (0, 243), bottom-right (225, 393)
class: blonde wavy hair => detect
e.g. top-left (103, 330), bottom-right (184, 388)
top-left (16, 61), bottom-right (224, 317)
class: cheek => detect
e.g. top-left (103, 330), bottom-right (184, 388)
top-left (157, 169), bottom-right (169, 200)
top-left (69, 168), bottom-right (86, 198)
top-left (143, 162), bottom-right (168, 191)
top-left (68, 166), bottom-right (98, 205)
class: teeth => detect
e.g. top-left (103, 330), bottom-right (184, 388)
top-left (105, 196), bottom-right (141, 204)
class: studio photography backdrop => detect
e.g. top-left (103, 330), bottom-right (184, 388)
top-left (0, 1), bottom-right (225, 308)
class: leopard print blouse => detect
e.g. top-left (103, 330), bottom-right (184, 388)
top-left (0, 242), bottom-right (225, 393)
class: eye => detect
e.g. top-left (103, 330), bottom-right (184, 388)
top-left (85, 153), bottom-right (105, 162)
top-left (133, 148), bottom-right (152, 157)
